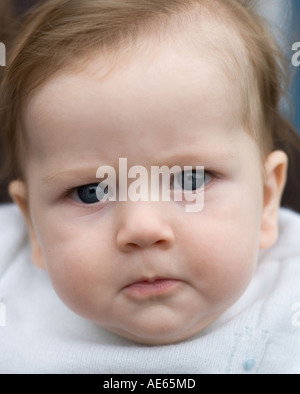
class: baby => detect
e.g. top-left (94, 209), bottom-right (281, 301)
top-left (0, 0), bottom-right (300, 374)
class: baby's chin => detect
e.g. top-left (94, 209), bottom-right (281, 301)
top-left (99, 314), bottom-right (221, 345)
top-left (105, 327), bottom-right (191, 346)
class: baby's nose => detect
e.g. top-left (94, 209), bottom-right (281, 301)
top-left (116, 202), bottom-right (175, 253)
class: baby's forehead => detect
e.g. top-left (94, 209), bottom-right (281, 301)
top-left (22, 5), bottom-right (252, 165)
top-left (25, 10), bottom-right (247, 118)
top-left (23, 32), bottom-right (245, 167)
top-left (24, 27), bottom-right (243, 128)
top-left (81, 8), bottom-right (248, 83)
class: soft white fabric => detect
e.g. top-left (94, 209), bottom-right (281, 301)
top-left (0, 203), bottom-right (299, 374)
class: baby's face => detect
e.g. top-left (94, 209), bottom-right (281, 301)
top-left (20, 41), bottom-right (267, 345)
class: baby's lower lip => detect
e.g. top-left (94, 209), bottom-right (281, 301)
top-left (124, 278), bottom-right (180, 298)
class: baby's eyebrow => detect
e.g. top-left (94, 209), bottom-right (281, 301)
top-left (42, 150), bottom-right (236, 186)
top-left (42, 167), bottom-right (100, 185)
top-left (156, 149), bottom-right (236, 167)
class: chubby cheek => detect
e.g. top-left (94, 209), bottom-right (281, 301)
top-left (36, 223), bottom-right (114, 320)
top-left (185, 215), bottom-right (260, 309)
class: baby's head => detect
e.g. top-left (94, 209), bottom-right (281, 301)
top-left (0, 0), bottom-right (295, 344)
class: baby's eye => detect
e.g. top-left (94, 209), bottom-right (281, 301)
top-left (172, 169), bottom-right (211, 191)
top-left (70, 183), bottom-right (110, 204)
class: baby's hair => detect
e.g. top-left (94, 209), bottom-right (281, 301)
top-left (0, 0), bottom-right (300, 184)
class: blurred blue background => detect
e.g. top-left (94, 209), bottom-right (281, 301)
top-left (252, 0), bottom-right (299, 133)
top-left (292, 0), bottom-right (300, 133)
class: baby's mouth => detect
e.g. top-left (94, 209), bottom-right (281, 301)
top-left (123, 277), bottom-right (181, 298)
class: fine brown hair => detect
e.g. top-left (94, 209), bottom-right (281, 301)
top-left (0, 0), bottom-right (18, 202)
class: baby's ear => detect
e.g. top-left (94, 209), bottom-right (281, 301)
top-left (9, 180), bottom-right (46, 270)
top-left (259, 150), bottom-right (288, 249)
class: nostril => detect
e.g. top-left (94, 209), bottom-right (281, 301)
top-left (125, 238), bottom-right (169, 250)
top-left (117, 229), bottom-right (175, 252)
top-left (119, 240), bottom-right (170, 252)
top-left (155, 239), bottom-right (171, 250)
top-left (116, 209), bottom-right (175, 252)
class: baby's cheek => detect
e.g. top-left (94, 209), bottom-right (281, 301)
top-left (189, 241), bottom-right (258, 308)
top-left (43, 245), bottom-right (94, 308)
top-left (43, 240), bottom-right (116, 323)
top-left (214, 263), bottom-right (251, 301)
